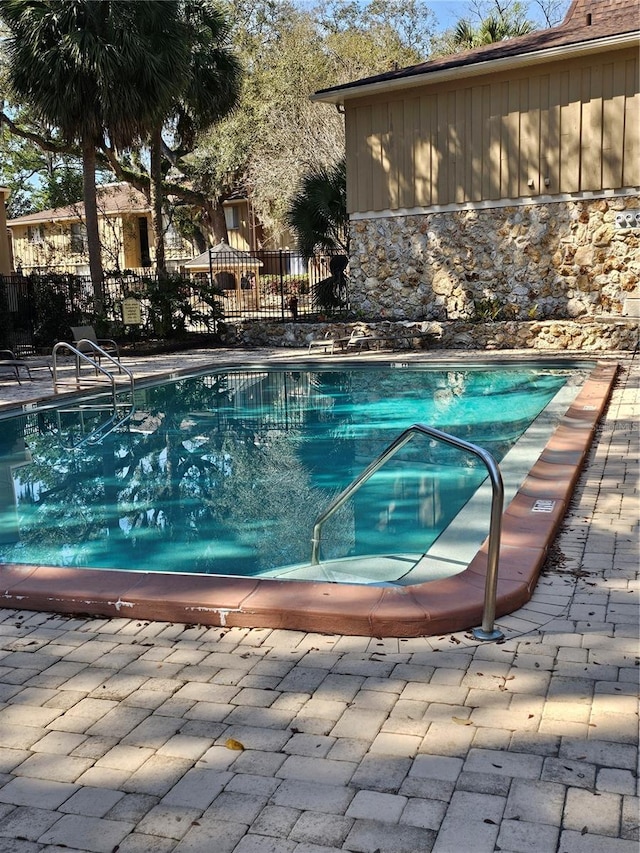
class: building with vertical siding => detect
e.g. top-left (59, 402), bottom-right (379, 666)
top-left (312, 0), bottom-right (640, 322)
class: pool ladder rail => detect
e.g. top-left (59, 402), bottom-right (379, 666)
top-left (51, 340), bottom-right (136, 447)
top-left (311, 423), bottom-right (505, 641)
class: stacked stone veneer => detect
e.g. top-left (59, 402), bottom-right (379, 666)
top-left (219, 196), bottom-right (640, 352)
top-left (350, 197), bottom-right (640, 322)
top-left (220, 317), bottom-right (638, 351)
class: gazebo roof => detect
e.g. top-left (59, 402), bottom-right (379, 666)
top-left (185, 241), bottom-right (263, 269)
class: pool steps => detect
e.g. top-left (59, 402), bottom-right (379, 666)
top-left (205, 372), bottom-right (595, 589)
top-left (51, 339), bottom-right (135, 446)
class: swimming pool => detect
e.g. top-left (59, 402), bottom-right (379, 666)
top-left (1, 363), bottom-right (578, 576)
top-left (0, 357), bottom-right (617, 636)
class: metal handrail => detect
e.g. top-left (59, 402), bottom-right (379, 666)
top-left (52, 339), bottom-right (133, 387)
top-left (52, 340), bottom-right (115, 391)
top-left (310, 423), bottom-right (505, 641)
top-left (51, 340), bottom-right (135, 446)
top-left (52, 339), bottom-right (131, 389)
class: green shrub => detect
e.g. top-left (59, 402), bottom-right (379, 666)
top-left (29, 275), bottom-right (82, 347)
top-left (471, 297), bottom-right (519, 322)
top-left (142, 273), bottom-right (224, 338)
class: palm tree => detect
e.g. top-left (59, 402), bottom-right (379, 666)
top-left (1, 0), bottom-right (189, 311)
top-left (286, 157), bottom-right (349, 313)
top-left (150, 0), bottom-right (242, 275)
top-left (451, 20), bottom-right (478, 51)
top-left (286, 156), bottom-right (349, 260)
top-left (437, 9), bottom-right (535, 55)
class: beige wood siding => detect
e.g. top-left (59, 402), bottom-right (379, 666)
top-left (344, 47), bottom-right (639, 214)
top-left (8, 212), bottom-right (195, 273)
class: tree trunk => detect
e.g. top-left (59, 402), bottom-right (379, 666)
top-left (205, 199), bottom-right (229, 245)
top-left (150, 125), bottom-right (166, 277)
top-left (82, 139), bottom-right (104, 314)
top-left (192, 227), bottom-right (207, 255)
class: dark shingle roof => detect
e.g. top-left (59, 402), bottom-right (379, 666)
top-left (314, 0), bottom-right (640, 101)
top-left (7, 183), bottom-right (149, 226)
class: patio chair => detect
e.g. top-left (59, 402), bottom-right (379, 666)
top-left (0, 349), bottom-right (33, 384)
top-left (70, 326), bottom-right (120, 362)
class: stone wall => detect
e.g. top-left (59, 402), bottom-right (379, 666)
top-left (219, 317), bottom-right (639, 352)
top-left (349, 196), bottom-right (640, 322)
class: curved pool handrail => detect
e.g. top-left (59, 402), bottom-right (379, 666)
top-left (310, 423), bottom-right (504, 641)
top-left (51, 340), bottom-right (136, 446)
top-left (52, 340), bottom-right (134, 388)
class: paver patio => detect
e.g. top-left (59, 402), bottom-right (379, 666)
top-left (0, 347), bottom-right (637, 852)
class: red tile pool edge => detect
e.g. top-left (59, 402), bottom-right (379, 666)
top-left (0, 362), bottom-right (618, 637)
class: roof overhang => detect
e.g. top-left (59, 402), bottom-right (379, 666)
top-left (7, 213), bottom-right (82, 228)
top-left (7, 206), bottom-right (150, 228)
top-left (312, 32), bottom-right (640, 105)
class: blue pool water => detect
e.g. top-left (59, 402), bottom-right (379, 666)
top-left (0, 364), bottom-right (579, 579)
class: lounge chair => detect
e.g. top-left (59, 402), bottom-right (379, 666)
top-left (71, 326), bottom-right (120, 362)
top-left (388, 322), bottom-right (442, 350)
top-left (308, 331), bottom-right (337, 354)
top-left (0, 349), bottom-right (33, 384)
top-left (339, 325), bottom-right (382, 351)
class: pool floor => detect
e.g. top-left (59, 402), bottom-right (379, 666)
top-left (0, 359), bottom-right (617, 637)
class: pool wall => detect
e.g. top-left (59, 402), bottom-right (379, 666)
top-left (0, 361), bottom-right (617, 637)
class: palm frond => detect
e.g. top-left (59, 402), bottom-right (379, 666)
top-left (286, 156), bottom-right (348, 260)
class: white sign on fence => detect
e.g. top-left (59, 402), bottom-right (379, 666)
top-left (122, 297), bottom-right (142, 326)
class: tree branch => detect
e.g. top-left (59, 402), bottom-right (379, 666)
top-left (0, 111), bottom-right (77, 156)
top-left (100, 144), bottom-right (150, 199)
top-left (100, 141), bottom-right (232, 212)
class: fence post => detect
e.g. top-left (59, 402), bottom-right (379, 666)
top-left (279, 250), bottom-right (287, 321)
top-left (24, 275), bottom-right (36, 353)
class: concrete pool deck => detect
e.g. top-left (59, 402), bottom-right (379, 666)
top-left (0, 346), bottom-right (636, 852)
top-left (0, 346), bottom-right (623, 638)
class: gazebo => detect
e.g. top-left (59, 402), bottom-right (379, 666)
top-left (184, 241), bottom-right (263, 309)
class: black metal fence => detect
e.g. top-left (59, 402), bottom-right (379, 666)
top-left (0, 250), bottom-right (350, 353)
top-left (181, 249), bottom-right (349, 323)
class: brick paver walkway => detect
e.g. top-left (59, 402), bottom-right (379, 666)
top-left (0, 349), bottom-right (637, 852)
